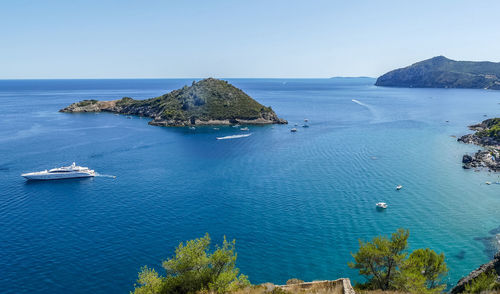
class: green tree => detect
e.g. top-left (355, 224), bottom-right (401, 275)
top-left (464, 271), bottom-right (500, 293)
top-left (132, 234), bottom-right (249, 294)
top-left (398, 248), bottom-right (448, 293)
top-left (348, 228), bottom-right (409, 290)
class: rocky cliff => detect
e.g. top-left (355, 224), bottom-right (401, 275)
top-left (450, 251), bottom-right (500, 293)
top-left (60, 78), bottom-right (287, 126)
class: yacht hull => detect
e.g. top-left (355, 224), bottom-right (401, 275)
top-left (22, 172), bottom-right (95, 180)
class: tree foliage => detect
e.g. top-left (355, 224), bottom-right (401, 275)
top-left (464, 271), bottom-right (500, 293)
top-left (349, 229), bottom-right (448, 293)
top-left (349, 228), bottom-right (409, 290)
top-left (132, 234), bottom-right (249, 294)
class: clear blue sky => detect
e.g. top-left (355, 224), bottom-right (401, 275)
top-left (2, 0), bottom-right (500, 78)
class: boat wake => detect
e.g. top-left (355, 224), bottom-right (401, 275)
top-left (95, 173), bottom-right (116, 178)
top-left (351, 99), bottom-right (369, 107)
top-left (216, 133), bottom-right (252, 140)
top-left (351, 99), bottom-right (384, 123)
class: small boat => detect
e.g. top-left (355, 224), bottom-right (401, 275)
top-left (21, 162), bottom-right (95, 180)
top-left (486, 181), bottom-right (492, 185)
top-left (304, 119), bottom-right (309, 122)
top-left (302, 124), bottom-right (309, 128)
top-left (396, 185), bottom-right (403, 190)
top-left (213, 128), bottom-right (220, 130)
top-left (291, 128), bottom-right (297, 132)
top-left (240, 127), bottom-right (249, 131)
top-left (216, 134), bottom-right (252, 140)
top-left (189, 127), bottom-right (196, 130)
top-left (126, 116), bottom-right (132, 119)
top-left (294, 123), bottom-right (298, 126)
top-left (376, 202), bottom-right (388, 209)
top-left (232, 124), bottom-right (241, 128)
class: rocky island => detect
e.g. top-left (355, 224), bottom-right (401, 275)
top-left (375, 56), bottom-right (500, 89)
top-left (458, 118), bottom-right (500, 171)
top-left (60, 78), bottom-right (287, 127)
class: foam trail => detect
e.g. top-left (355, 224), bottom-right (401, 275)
top-left (95, 173), bottom-right (116, 178)
top-left (351, 99), bottom-right (384, 123)
top-left (351, 99), bottom-right (369, 107)
top-left (216, 133), bottom-right (252, 140)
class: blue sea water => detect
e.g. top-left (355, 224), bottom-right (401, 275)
top-left (1, 78), bottom-right (500, 293)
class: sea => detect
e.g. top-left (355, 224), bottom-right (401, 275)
top-left (0, 78), bottom-right (499, 293)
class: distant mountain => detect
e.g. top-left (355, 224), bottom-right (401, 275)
top-left (375, 56), bottom-right (500, 90)
top-left (60, 78), bottom-right (287, 127)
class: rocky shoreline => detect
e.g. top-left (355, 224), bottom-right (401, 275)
top-left (60, 78), bottom-right (287, 127)
top-left (458, 119), bottom-right (500, 171)
top-left (450, 251), bottom-right (500, 294)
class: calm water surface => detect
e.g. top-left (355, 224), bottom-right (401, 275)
top-left (1, 78), bottom-right (499, 293)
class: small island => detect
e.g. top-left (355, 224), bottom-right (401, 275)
top-left (60, 78), bottom-right (287, 127)
top-left (458, 118), bottom-right (500, 171)
top-left (375, 56), bottom-right (500, 90)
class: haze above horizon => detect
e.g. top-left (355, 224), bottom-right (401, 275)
top-left (2, 0), bottom-right (500, 79)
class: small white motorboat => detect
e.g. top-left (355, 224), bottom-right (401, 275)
top-left (291, 128), bottom-right (297, 132)
top-left (189, 127), bottom-right (196, 130)
top-left (486, 181), bottom-right (492, 185)
top-left (240, 127), bottom-right (249, 131)
top-left (302, 124), bottom-right (309, 128)
top-left (213, 127), bottom-right (220, 130)
top-left (232, 124), bottom-right (241, 128)
top-left (376, 202), bottom-right (388, 209)
top-left (396, 185), bottom-right (403, 190)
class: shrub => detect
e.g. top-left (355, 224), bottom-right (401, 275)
top-left (464, 271), bottom-right (500, 293)
top-left (132, 234), bottom-right (249, 294)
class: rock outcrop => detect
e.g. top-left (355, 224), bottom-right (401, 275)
top-left (458, 118), bottom-right (500, 171)
top-left (60, 78), bottom-right (287, 127)
top-left (376, 56), bottom-right (500, 90)
top-left (450, 251), bottom-right (500, 293)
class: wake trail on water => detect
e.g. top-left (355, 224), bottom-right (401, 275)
top-left (351, 99), bottom-right (385, 123)
top-left (95, 172), bottom-right (116, 178)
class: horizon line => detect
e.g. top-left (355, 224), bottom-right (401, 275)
top-left (0, 76), bottom-right (376, 80)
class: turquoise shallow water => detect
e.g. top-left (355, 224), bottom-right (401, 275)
top-left (0, 78), bottom-right (499, 293)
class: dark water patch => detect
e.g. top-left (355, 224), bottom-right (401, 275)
top-left (489, 225), bottom-right (500, 235)
top-left (474, 229), bottom-right (500, 259)
top-left (455, 250), bottom-right (466, 260)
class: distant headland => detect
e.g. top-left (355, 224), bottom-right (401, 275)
top-left (60, 78), bottom-right (287, 127)
top-left (375, 56), bottom-right (500, 90)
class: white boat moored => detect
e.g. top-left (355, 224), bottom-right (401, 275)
top-left (21, 162), bottom-right (95, 181)
top-left (240, 127), bottom-right (249, 131)
top-left (291, 128), bottom-right (297, 132)
top-left (396, 185), bottom-right (403, 190)
top-left (376, 202), bottom-right (388, 209)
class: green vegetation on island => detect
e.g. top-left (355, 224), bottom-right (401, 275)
top-left (130, 229), bottom-right (500, 294)
top-left (60, 78), bottom-right (287, 126)
top-left (375, 56), bottom-right (500, 90)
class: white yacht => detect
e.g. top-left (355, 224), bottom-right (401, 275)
top-left (396, 185), bottom-right (403, 190)
top-left (376, 202), bottom-right (388, 209)
top-left (291, 128), bottom-right (297, 132)
top-left (240, 127), bottom-right (249, 131)
top-left (21, 162), bottom-right (95, 180)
